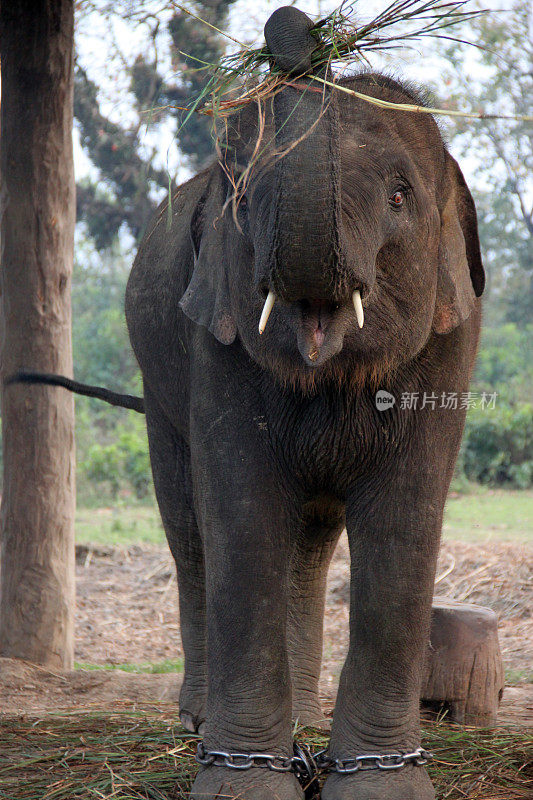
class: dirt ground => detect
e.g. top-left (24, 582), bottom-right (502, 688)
top-left (1, 534), bottom-right (531, 724)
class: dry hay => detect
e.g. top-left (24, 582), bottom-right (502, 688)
top-left (1, 540), bottom-right (532, 796)
top-left (326, 538), bottom-right (533, 681)
top-left (434, 540), bottom-right (532, 683)
top-left (72, 538), bottom-right (532, 678)
top-left (0, 711), bottom-right (531, 800)
top-left (434, 541), bottom-right (532, 615)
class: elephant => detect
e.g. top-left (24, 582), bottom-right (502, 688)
top-left (10, 6), bottom-right (484, 800)
top-left (129, 5), bottom-right (486, 799)
top-left (123, 7), bottom-right (484, 796)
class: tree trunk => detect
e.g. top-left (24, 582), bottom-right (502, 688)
top-left (421, 599), bottom-right (504, 727)
top-left (0, 0), bottom-right (76, 669)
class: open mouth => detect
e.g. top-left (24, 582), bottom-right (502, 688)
top-left (299, 299), bottom-right (338, 360)
top-left (257, 288), bottom-right (365, 367)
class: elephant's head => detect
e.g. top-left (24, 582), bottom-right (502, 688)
top-left (180, 6), bottom-right (484, 390)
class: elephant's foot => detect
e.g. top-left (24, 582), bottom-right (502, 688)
top-left (322, 766), bottom-right (435, 800)
top-left (190, 767), bottom-right (304, 800)
top-left (179, 677), bottom-right (207, 734)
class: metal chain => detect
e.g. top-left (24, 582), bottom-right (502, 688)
top-left (196, 741), bottom-right (304, 773)
top-left (314, 746), bottom-right (433, 773)
top-left (195, 741), bottom-right (432, 776)
top-left (196, 742), bottom-right (321, 799)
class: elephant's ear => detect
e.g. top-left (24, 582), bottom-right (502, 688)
top-left (179, 169), bottom-right (237, 345)
top-left (433, 153), bottom-right (485, 334)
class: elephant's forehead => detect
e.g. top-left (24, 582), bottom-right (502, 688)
top-left (220, 76), bottom-right (443, 186)
top-left (339, 132), bottom-right (438, 191)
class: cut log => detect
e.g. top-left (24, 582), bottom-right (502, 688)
top-left (421, 598), bottom-right (504, 727)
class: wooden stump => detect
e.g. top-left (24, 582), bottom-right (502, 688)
top-left (421, 598), bottom-right (504, 726)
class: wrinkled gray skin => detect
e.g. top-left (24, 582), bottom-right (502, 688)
top-left (125, 8), bottom-right (484, 800)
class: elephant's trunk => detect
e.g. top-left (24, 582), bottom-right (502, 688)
top-left (262, 7), bottom-right (346, 304)
top-left (269, 85), bottom-right (344, 302)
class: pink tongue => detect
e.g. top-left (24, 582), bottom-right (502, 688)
top-left (313, 327), bottom-right (325, 347)
top-left (306, 302), bottom-right (326, 350)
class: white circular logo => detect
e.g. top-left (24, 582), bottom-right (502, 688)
top-left (375, 390), bottom-right (396, 411)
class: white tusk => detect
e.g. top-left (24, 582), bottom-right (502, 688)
top-left (352, 289), bottom-right (364, 329)
top-left (258, 291), bottom-right (276, 334)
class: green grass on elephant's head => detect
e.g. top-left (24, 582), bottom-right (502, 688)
top-left (442, 488), bottom-right (532, 543)
top-left (75, 505), bottom-right (165, 546)
top-left (74, 659), bottom-right (184, 674)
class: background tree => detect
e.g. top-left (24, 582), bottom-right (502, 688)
top-left (0, 0), bottom-right (76, 668)
top-left (75, 0), bottom-right (238, 250)
top-left (439, 0), bottom-right (532, 326)
top-left (437, 0), bottom-right (533, 488)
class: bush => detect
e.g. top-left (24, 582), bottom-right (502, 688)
top-left (462, 403), bottom-right (533, 488)
top-left (472, 324), bottom-right (532, 404)
top-left (83, 443), bottom-right (122, 495)
top-left (78, 413), bottom-right (152, 503)
top-left (118, 427), bottom-right (152, 499)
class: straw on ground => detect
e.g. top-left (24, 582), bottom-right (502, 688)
top-left (1, 711), bottom-right (531, 800)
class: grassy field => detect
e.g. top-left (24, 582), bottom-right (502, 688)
top-left (74, 658), bottom-right (183, 674)
top-left (75, 489), bottom-right (532, 546)
top-left (2, 713), bottom-right (531, 800)
top-left (75, 504), bottom-right (165, 546)
top-left (443, 489), bottom-right (532, 543)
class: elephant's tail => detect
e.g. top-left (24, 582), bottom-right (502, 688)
top-left (5, 371), bottom-right (145, 414)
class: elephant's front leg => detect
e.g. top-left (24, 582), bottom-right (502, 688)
top-left (323, 473), bottom-right (443, 800)
top-left (189, 395), bottom-right (303, 800)
top-left (288, 503), bottom-right (344, 728)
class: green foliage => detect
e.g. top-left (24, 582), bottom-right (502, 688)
top-left (472, 324), bottom-right (532, 403)
top-left (463, 404), bottom-right (533, 488)
top-left (80, 421), bottom-right (152, 501)
top-left (83, 442), bottom-right (122, 494)
top-left (455, 323), bottom-right (533, 488)
top-left (72, 236), bottom-right (138, 390)
top-left (79, 415), bottom-right (151, 503)
top-left (118, 426), bottom-right (152, 499)
top-left (71, 235), bottom-right (152, 504)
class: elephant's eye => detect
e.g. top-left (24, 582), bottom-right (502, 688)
top-left (389, 190), bottom-right (404, 209)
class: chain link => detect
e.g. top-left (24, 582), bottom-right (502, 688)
top-left (195, 742), bottom-right (432, 777)
top-left (196, 742), bottom-right (321, 799)
top-left (196, 742), bottom-right (300, 772)
top-left (315, 746), bottom-right (433, 773)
